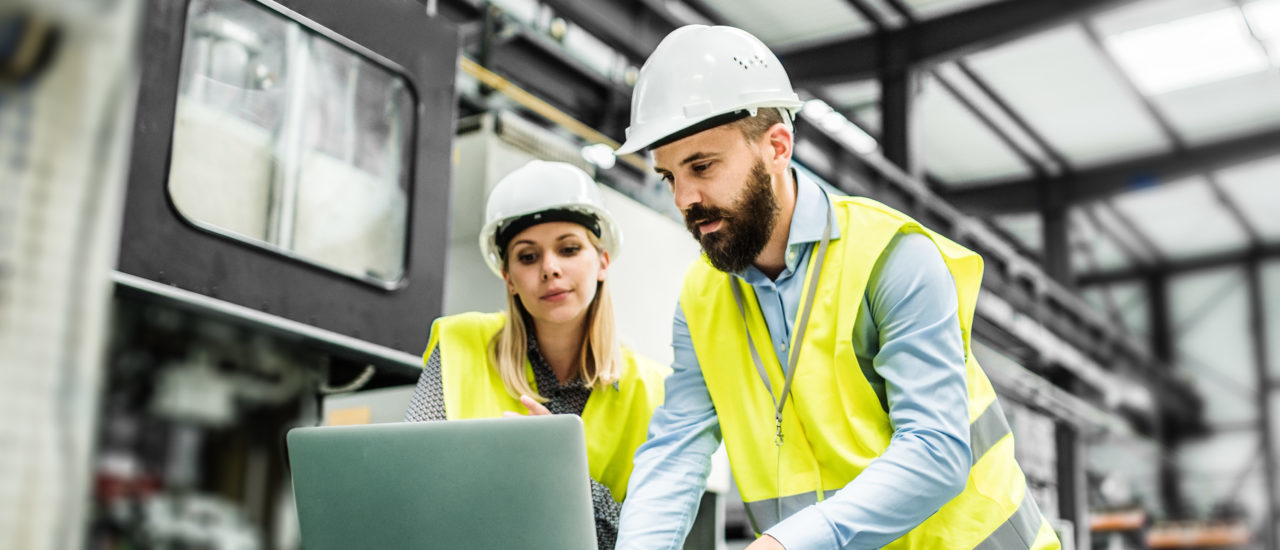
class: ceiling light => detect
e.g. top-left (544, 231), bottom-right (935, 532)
top-left (1105, 7), bottom-right (1270, 94)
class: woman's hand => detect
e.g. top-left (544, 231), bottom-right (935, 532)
top-left (503, 394), bottom-right (551, 417)
top-left (744, 535), bottom-right (785, 550)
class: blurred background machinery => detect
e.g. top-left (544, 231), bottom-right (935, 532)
top-left (3, 0), bottom-right (1278, 549)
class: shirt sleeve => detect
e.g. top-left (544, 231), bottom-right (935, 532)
top-left (765, 232), bottom-right (972, 550)
top-left (615, 301), bottom-right (723, 550)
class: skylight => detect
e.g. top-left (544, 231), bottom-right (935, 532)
top-left (1105, 7), bottom-right (1271, 95)
top-left (1244, 0), bottom-right (1280, 61)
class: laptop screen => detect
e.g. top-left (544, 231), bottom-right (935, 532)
top-left (287, 415), bottom-right (598, 550)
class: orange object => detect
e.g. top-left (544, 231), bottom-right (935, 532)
top-left (1147, 522), bottom-right (1251, 548)
top-left (1090, 510), bottom-right (1146, 532)
top-left (325, 406), bottom-right (372, 426)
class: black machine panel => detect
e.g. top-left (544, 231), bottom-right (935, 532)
top-left (120, 0), bottom-right (458, 356)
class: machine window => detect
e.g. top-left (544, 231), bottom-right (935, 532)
top-left (168, 0), bottom-right (415, 286)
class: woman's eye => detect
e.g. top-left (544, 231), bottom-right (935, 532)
top-left (561, 245), bottom-right (581, 256)
top-left (518, 252), bottom-right (536, 264)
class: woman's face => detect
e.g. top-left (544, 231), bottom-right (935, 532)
top-left (504, 221), bottom-right (610, 327)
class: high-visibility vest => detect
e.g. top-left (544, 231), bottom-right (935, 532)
top-left (679, 196), bottom-right (1061, 549)
top-left (424, 312), bottom-right (668, 501)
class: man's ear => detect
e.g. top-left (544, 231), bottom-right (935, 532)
top-left (763, 122), bottom-right (793, 169)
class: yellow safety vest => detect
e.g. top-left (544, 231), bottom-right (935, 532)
top-left (679, 196), bottom-right (1061, 549)
top-left (423, 311), bottom-right (668, 501)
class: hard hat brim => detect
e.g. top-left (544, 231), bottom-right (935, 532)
top-left (615, 101), bottom-right (804, 155)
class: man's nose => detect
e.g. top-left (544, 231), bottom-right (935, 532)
top-left (672, 179), bottom-right (702, 212)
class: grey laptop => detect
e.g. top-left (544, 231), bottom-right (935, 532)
top-left (287, 415), bottom-right (598, 550)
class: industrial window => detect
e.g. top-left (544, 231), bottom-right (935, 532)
top-left (167, 0), bottom-right (416, 287)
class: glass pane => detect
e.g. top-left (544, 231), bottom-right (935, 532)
top-left (168, 0), bottom-right (414, 286)
top-left (965, 25), bottom-right (1173, 168)
top-left (916, 74), bottom-right (1033, 184)
top-left (1112, 177), bottom-right (1249, 260)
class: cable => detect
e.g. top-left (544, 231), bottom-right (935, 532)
top-left (318, 365), bottom-right (375, 395)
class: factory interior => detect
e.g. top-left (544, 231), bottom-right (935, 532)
top-left (4, 0), bottom-right (1280, 548)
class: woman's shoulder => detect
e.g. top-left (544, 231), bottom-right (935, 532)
top-left (433, 311), bottom-right (507, 332)
top-left (427, 312), bottom-right (507, 354)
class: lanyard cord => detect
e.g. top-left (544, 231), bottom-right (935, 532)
top-left (730, 204), bottom-right (833, 525)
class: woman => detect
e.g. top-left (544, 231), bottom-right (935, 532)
top-left (403, 160), bottom-right (668, 549)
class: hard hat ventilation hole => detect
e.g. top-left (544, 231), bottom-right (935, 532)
top-left (730, 55), bottom-right (770, 70)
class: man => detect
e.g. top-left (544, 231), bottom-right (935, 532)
top-left (612, 25), bottom-right (1061, 550)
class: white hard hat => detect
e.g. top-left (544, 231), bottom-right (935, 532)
top-left (479, 160), bottom-right (622, 277)
top-left (615, 25), bottom-right (804, 155)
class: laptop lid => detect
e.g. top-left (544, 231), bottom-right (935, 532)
top-left (287, 415), bottom-right (598, 550)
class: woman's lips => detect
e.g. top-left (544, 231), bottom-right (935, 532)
top-left (542, 289), bottom-right (570, 301)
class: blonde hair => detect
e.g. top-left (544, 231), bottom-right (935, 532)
top-left (489, 232), bottom-right (621, 402)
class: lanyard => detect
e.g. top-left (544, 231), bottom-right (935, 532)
top-left (729, 204), bottom-right (833, 448)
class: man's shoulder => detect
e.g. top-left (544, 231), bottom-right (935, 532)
top-left (832, 195), bottom-right (915, 225)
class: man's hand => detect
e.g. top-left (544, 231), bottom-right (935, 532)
top-left (502, 395), bottom-right (551, 417)
top-left (744, 534), bottom-right (785, 550)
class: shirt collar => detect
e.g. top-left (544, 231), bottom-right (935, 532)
top-left (786, 168), bottom-right (841, 246)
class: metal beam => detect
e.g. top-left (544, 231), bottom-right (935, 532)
top-left (942, 125), bottom-right (1280, 214)
top-left (880, 67), bottom-right (914, 176)
top-left (936, 62), bottom-right (1077, 284)
top-left (533, 0), bottom-right (724, 64)
top-left (1145, 274), bottom-right (1187, 519)
top-left (1057, 422), bottom-right (1089, 549)
top-left (955, 61), bottom-right (1068, 175)
top-left (487, 28), bottom-right (628, 131)
top-left (1099, 200), bottom-right (1166, 265)
top-left (442, 0), bottom-right (635, 141)
top-left (1078, 243), bottom-right (1280, 286)
top-left (776, 0), bottom-right (1127, 86)
top-left (1043, 185), bottom-right (1071, 284)
top-left (1081, 204), bottom-right (1158, 268)
top-left (1249, 259), bottom-right (1279, 550)
top-left (841, 0), bottom-right (890, 29)
top-left (537, 0), bottom-right (677, 62)
top-left (931, 69), bottom-right (1044, 175)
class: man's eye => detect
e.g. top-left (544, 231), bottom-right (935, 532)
top-left (692, 162), bottom-right (711, 173)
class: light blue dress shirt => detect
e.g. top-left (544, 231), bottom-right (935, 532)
top-left (616, 171), bottom-right (973, 550)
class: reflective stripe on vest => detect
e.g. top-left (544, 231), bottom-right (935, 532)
top-left (679, 196), bottom-right (1061, 549)
top-left (737, 397), bottom-right (1021, 535)
top-left (423, 311), bottom-right (668, 501)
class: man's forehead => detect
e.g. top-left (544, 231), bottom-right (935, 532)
top-left (651, 126), bottom-right (742, 168)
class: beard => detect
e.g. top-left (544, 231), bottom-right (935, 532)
top-left (682, 158), bottom-right (780, 273)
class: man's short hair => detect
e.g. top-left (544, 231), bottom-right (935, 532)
top-left (732, 107), bottom-right (787, 143)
